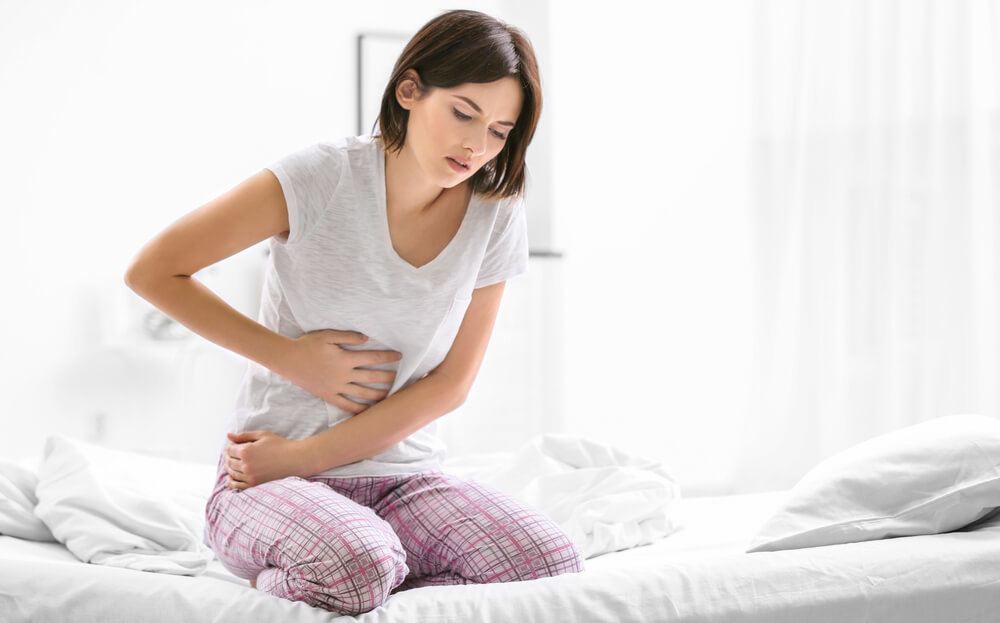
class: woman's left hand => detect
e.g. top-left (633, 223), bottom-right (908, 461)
top-left (224, 430), bottom-right (313, 491)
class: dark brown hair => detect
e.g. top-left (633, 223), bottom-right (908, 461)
top-left (372, 9), bottom-right (542, 202)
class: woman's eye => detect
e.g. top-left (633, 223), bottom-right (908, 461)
top-left (452, 109), bottom-right (508, 140)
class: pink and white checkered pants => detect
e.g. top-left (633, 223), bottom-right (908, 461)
top-left (202, 451), bottom-right (585, 616)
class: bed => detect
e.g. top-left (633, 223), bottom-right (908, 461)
top-left (2, 486), bottom-right (999, 622)
top-left (3, 418), bottom-right (1000, 622)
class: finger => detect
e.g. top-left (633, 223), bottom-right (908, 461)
top-left (350, 349), bottom-right (402, 365)
top-left (343, 382), bottom-right (387, 401)
top-left (228, 474), bottom-right (249, 492)
top-left (358, 368), bottom-right (397, 384)
top-left (227, 456), bottom-right (245, 475)
top-left (341, 395), bottom-right (371, 413)
top-left (227, 466), bottom-right (248, 487)
top-left (374, 350), bottom-right (403, 363)
top-left (341, 391), bottom-right (375, 408)
top-left (331, 394), bottom-right (366, 414)
top-left (327, 330), bottom-right (368, 345)
top-left (226, 454), bottom-right (243, 471)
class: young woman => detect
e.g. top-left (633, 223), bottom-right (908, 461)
top-left (124, 8), bottom-right (584, 617)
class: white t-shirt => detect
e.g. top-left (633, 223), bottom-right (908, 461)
top-left (223, 133), bottom-right (530, 477)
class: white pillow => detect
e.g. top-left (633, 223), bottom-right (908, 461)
top-left (746, 413), bottom-right (1000, 553)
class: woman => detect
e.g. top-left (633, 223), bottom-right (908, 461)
top-left (123, 8), bottom-right (584, 617)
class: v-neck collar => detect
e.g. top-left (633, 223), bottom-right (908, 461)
top-left (373, 136), bottom-right (476, 273)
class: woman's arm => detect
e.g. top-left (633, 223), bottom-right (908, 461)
top-left (302, 281), bottom-right (508, 473)
top-left (124, 169), bottom-right (297, 376)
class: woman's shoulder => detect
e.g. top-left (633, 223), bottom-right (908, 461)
top-left (272, 135), bottom-right (380, 187)
top-left (478, 191), bottom-right (524, 225)
top-left (291, 134), bottom-right (377, 161)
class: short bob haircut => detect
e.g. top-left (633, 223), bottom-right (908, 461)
top-left (371, 9), bottom-right (542, 202)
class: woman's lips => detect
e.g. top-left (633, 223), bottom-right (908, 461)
top-left (447, 157), bottom-right (468, 173)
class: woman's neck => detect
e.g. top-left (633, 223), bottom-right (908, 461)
top-left (382, 140), bottom-right (466, 217)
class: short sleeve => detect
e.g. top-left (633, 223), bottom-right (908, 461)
top-left (264, 142), bottom-right (344, 246)
top-left (474, 195), bottom-right (530, 289)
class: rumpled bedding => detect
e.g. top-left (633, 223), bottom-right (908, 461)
top-left (445, 433), bottom-right (684, 558)
top-left (0, 432), bottom-right (683, 575)
top-left (31, 435), bottom-right (217, 574)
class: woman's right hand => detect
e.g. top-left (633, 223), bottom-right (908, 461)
top-left (280, 329), bottom-right (401, 414)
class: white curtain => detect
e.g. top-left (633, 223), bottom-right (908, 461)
top-left (734, 0), bottom-right (1000, 492)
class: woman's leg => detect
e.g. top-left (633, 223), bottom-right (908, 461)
top-left (344, 469), bottom-right (587, 591)
top-left (203, 453), bottom-right (409, 615)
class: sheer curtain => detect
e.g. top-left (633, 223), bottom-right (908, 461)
top-left (734, 0), bottom-right (1000, 493)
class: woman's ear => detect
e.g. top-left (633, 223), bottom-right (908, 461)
top-left (396, 69), bottom-right (426, 109)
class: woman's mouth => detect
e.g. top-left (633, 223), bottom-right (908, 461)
top-left (447, 157), bottom-right (469, 173)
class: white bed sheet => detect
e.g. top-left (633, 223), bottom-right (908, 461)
top-left (2, 489), bottom-right (999, 623)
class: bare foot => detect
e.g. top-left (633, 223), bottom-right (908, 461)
top-left (250, 577), bottom-right (257, 589)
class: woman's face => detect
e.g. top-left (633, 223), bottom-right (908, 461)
top-left (396, 73), bottom-right (523, 188)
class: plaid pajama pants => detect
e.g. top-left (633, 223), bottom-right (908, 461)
top-left (202, 451), bottom-right (586, 616)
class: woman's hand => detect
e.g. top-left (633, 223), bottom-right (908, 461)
top-left (277, 330), bottom-right (403, 414)
top-left (224, 430), bottom-right (315, 491)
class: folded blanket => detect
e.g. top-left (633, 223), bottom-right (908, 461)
top-left (32, 435), bottom-right (217, 575)
top-left (442, 433), bottom-right (684, 558)
top-left (0, 458), bottom-right (55, 542)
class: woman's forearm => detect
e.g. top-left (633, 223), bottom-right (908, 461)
top-left (124, 273), bottom-right (293, 376)
top-left (302, 369), bottom-right (465, 474)
top-left (124, 271), bottom-right (463, 475)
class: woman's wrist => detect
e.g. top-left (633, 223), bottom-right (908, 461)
top-left (262, 333), bottom-right (298, 378)
top-left (294, 436), bottom-right (324, 477)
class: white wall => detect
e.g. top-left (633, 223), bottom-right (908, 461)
top-left (549, 0), bottom-right (755, 495)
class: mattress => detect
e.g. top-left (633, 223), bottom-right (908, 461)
top-left (2, 488), bottom-right (999, 622)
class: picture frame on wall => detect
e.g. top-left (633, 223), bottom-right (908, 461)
top-left (356, 31), bottom-right (409, 137)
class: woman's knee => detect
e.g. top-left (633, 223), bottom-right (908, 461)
top-left (202, 470), bottom-right (411, 615)
top-left (281, 537), bottom-right (409, 615)
top-left (541, 531), bottom-right (586, 576)
top-left (462, 518), bottom-right (586, 584)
